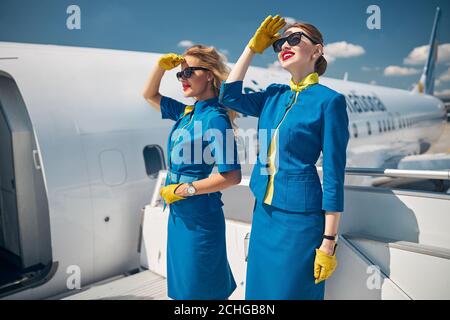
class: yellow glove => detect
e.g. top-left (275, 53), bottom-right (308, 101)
top-left (314, 247), bottom-right (337, 284)
top-left (248, 15), bottom-right (286, 54)
top-left (158, 53), bottom-right (185, 71)
top-left (160, 183), bottom-right (185, 205)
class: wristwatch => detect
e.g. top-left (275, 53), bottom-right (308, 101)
top-left (323, 234), bottom-right (339, 255)
top-left (323, 234), bottom-right (339, 242)
top-left (186, 182), bottom-right (197, 196)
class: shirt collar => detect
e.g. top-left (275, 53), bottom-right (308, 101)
top-left (194, 96), bottom-right (219, 111)
top-left (289, 72), bottom-right (319, 92)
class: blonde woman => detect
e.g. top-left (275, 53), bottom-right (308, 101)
top-left (142, 45), bottom-right (241, 299)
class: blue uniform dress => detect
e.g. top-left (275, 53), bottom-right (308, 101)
top-left (219, 72), bottom-right (349, 300)
top-left (160, 95), bottom-right (240, 300)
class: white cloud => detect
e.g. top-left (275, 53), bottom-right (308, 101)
top-left (362, 66), bottom-right (381, 72)
top-left (219, 48), bottom-right (229, 56)
top-left (284, 16), bottom-right (297, 25)
top-left (176, 42), bottom-right (229, 62)
top-left (438, 67), bottom-right (450, 82)
top-left (324, 41), bottom-right (365, 64)
top-left (267, 60), bottom-right (282, 70)
top-left (177, 40), bottom-right (195, 48)
top-left (434, 88), bottom-right (450, 96)
top-left (404, 43), bottom-right (450, 65)
top-left (384, 65), bottom-right (421, 76)
top-left (216, 48), bottom-right (229, 63)
top-left (324, 54), bottom-right (336, 63)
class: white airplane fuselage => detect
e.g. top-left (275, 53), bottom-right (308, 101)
top-left (0, 42), bottom-right (446, 299)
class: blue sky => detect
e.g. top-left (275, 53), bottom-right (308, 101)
top-left (1, 0), bottom-right (449, 95)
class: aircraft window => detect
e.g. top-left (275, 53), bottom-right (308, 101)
top-left (343, 95), bottom-right (354, 113)
top-left (348, 93), bottom-right (362, 113)
top-left (351, 100), bottom-right (360, 113)
top-left (367, 97), bottom-right (375, 112)
top-left (143, 145), bottom-right (166, 178)
top-left (352, 123), bottom-right (358, 138)
top-left (366, 121), bottom-right (372, 135)
top-left (372, 95), bottom-right (387, 112)
top-left (360, 96), bottom-right (371, 112)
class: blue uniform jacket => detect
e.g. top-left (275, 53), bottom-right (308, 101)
top-left (161, 95), bottom-right (241, 212)
top-left (219, 80), bottom-right (349, 212)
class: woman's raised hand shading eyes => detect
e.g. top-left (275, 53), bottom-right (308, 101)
top-left (248, 15), bottom-right (287, 54)
top-left (158, 53), bottom-right (185, 71)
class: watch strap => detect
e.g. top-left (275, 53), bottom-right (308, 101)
top-left (323, 234), bottom-right (336, 241)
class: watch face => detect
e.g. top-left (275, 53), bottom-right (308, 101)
top-left (187, 186), bottom-right (196, 195)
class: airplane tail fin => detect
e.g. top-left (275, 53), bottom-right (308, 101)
top-left (412, 7), bottom-right (441, 95)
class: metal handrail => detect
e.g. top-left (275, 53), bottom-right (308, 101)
top-left (155, 168), bottom-right (450, 189)
top-left (317, 167), bottom-right (450, 180)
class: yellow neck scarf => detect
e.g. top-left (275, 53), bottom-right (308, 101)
top-left (289, 72), bottom-right (319, 92)
top-left (183, 105), bottom-right (194, 116)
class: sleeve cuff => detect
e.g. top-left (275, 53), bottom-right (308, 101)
top-left (322, 201), bottom-right (344, 213)
top-left (159, 96), bottom-right (172, 120)
top-left (219, 80), bottom-right (244, 104)
top-left (217, 163), bottom-right (241, 173)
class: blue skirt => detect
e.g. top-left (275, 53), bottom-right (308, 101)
top-left (166, 203), bottom-right (236, 300)
top-left (245, 200), bottom-right (325, 300)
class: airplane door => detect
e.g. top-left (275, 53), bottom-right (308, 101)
top-left (0, 74), bottom-right (52, 270)
top-left (0, 103), bottom-right (20, 257)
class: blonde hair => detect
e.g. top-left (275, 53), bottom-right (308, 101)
top-left (182, 44), bottom-right (238, 127)
top-left (284, 22), bottom-right (327, 76)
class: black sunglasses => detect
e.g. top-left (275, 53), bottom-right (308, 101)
top-left (176, 66), bottom-right (210, 81)
top-left (272, 31), bottom-right (321, 53)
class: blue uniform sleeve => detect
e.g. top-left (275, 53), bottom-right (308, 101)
top-left (219, 80), bottom-right (270, 117)
top-left (320, 93), bottom-right (350, 212)
top-left (160, 95), bottom-right (186, 121)
top-left (207, 114), bottom-right (241, 173)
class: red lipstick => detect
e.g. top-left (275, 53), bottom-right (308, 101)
top-left (281, 50), bottom-right (295, 61)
